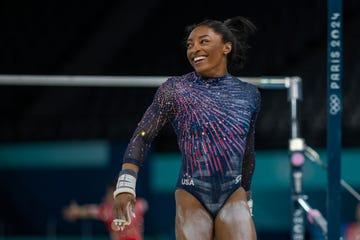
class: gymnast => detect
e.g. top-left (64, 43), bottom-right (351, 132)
top-left (112, 16), bottom-right (261, 240)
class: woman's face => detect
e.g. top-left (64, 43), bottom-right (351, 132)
top-left (186, 25), bottom-right (231, 77)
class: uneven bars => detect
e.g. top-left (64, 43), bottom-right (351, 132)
top-left (0, 75), bottom-right (295, 89)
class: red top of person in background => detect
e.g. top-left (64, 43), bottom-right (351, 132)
top-left (63, 184), bottom-right (148, 240)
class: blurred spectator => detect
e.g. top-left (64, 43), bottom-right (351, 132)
top-left (344, 203), bottom-right (360, 240)
top-left (63, 183), bottom-right (148, 240)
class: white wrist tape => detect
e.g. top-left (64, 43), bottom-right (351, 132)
top-left (246, 191), bottom-right (253, 216)
top-left (247, 198), bottom-right (253, 216)
top-left (113, 169), bottom-right (137, 199)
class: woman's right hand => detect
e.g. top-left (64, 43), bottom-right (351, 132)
top-left (112, 192), bottom-right (136, 231)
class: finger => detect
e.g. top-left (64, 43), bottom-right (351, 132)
top-left (112, 218), bottom-right (126, 231)
top-left (111, 221), bottom-right (120, 231)
top-left (112, 201), bottom-right (124, 220)
top-left (130, 201), bottom-right (136, 219)
top-left (124, 202), bottom-right (133, 226)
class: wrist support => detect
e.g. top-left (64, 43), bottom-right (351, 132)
top-left (246, 191), bottom-right (254, 216)
top-left (113, 169), bottom-right (137, 199)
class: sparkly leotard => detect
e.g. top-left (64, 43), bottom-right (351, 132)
top-left (123, 71), bottom-right (261, 217)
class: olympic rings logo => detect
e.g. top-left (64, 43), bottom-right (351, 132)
top-left (329, 94), bottom-right (341, 115)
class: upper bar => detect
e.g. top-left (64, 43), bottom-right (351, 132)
top-left (0, 75), bottom-right (297, 89)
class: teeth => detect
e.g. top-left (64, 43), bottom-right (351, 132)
top-left (194, 56), bottom-right (205, 62)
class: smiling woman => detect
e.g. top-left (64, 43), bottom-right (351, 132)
top-left (112, 16), bottom-right (260, 240)
top-left (185, 17), bottom-right (256, 78)
top-left (185, 25), bottom-right (231, 77)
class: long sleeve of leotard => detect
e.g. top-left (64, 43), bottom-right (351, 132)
top-left (123, 79), bottom-right (176, 167)
top-left (241, 89), bottom-right (261, 191)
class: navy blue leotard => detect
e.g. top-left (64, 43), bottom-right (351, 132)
top-left (123, 71), bottom-right (261, 218)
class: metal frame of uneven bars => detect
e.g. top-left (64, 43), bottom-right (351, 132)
top-left (0, 75), bottom-right (297, 89)
top-left (0, 74), bottom-right (310, 237)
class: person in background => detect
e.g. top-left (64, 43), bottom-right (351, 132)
top-left (112, 16), bottom-right (260, 239)
top-left (344, 203), bottom-right (360, 240)
top-left (308, 203), bottom-right (359, 240)
top-left (63, 183), bottom-right (148, 240)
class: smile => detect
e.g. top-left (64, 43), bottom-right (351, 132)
top-left (193, 56), bottom-right (206, 64)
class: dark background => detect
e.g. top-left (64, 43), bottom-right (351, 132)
top-left (0, 0), bottom-right (359, 239)
top-left (0, 0), bottom-right (359, 149)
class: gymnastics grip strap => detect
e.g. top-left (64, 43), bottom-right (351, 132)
top-left (113, 169), bottom-right (137, 199)
top-left (246, 191), bottom-right (254, 216)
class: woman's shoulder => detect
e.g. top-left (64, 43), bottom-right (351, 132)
top-left (166, 71), bottom-right (196, 83)
top-left (160, 72), bottom-right (196, 90)
top-left (233, 76), bottom-right (261, 109)
top-left (235, 76), bottom-right (254, 86)
top-left (233, 76), bottom-right (260, 94)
